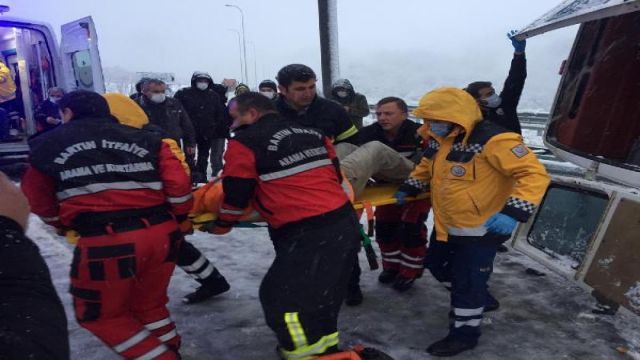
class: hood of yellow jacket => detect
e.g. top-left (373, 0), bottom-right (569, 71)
top-left (103, 92), bottom-right (149, 129)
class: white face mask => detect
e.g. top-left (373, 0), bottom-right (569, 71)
top-left (50, 96), bottom-right (62, 103)
top-left (196, 82), bottom-right (209, 91)
top-left (483, 93), bottom-right (502, 108)
top-left (260, 90), bottom-right (275, 99)
top-left (336, 90), bottom-right (348, 98)
top-left (150, 93), bottom-right (166, 104)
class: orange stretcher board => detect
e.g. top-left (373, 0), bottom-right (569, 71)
top-left (188, 182), bottom-right (429, 228)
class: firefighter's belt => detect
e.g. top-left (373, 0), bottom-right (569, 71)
top-left (75, 212), bottom-right (174, 237)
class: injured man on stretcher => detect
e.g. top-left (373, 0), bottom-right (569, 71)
top-left (190, 139), bottom-right (427, 225)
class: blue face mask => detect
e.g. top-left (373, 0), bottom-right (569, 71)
top-left (429, 121), bottom-right (454, 137)
top-left (483, 93), bottom-right (502, 108)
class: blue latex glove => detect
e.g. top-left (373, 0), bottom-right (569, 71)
top-left (508, 30), bottom-right (526, 53)
top-left (394, 191), bottom-right (408, 205)
top-left (484, 213), bottom-right (518, 235)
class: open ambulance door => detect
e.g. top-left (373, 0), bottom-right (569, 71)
top-left (510, 0), bottom-right (640, 315)
top-left (516, 1), bottom-right (640, 188)
top-left (60, 16), bottom-right (105, 93)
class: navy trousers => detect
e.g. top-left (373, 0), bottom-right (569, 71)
top-left (426, 233), bottom-right (500, 341)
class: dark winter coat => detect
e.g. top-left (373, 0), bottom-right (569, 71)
top-left (0, 216), bottom-right (70, 360)
top-left (276, 95), bottom-right (358, 144)
top-left (484, 54), bottom-right (527, 134)
top-left (34, 100), bottom-right (62, 133)
top-left (136, 96), bottom-right (196, 147)
top-left (358, 120), bottom-right (423, 162)
top-left (330, 79), bottom-right (370, 129)
top-left (174, 76), bottom-right (227, 140)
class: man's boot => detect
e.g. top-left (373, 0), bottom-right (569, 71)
top-left (183, 270), bottom-right (230, 304)
top-left (426, 335), bottom-right (477, 357)
top-left (345, 285), bottom-right (364, 306)
top-left (377, 269), bottom-right (398, 284)
top-left (392, 275), bottom-right (415, 292)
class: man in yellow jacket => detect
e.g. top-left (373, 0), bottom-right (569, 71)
top-left (0, 60), bottom-right (16, 104)
top-left (396, 88), bottom-right (549, 357)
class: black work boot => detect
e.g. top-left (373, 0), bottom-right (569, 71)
top-left (377, 269), bottom-right (398, 284)
top-left (426, 335), bottom-right (477, 357)
top-left (183, 273), bottom-right (230, 304)
top-left (392, 275), bottom-right (415, 292)
top-left (345, 285), bottom-right (364, 306)
top-left (484, 292), bottom-right (500, 312)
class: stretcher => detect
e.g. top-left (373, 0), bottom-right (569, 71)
top-left (188, 181), bottom-right (429, 228)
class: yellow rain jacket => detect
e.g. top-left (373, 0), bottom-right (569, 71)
top-left (103, 93), bottom-right (190, 175)
top-left (0, 62), bottom-right (16, 103)
top-left (398, 88), bottom-right (550, 242)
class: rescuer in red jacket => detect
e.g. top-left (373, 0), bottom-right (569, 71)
top-left (21, 90), bottom-right (192, 360)
top-left (214, 92), bottom-right (363, 359)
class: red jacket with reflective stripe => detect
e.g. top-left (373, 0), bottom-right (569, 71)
top-left (21, 117), bottom-right (192, 228)
top-left (219, 113), bottom-right (349, 228)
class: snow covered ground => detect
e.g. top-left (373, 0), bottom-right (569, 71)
top-left (28, 211), bottom-right (640, 360)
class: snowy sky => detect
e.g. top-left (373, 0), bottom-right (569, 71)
top-left (5, 0), bottom-right (577, 110)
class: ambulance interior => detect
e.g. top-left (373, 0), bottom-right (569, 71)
top-left (0, 19), bottom-right (99, 138)
top-left (0, 24), bottom-right (55, 136)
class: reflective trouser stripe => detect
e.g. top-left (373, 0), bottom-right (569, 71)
top-left (281, 332), bottom-right (339, 360)
top-left (401, 253), bottom-right (422, 262)
top-left (453, 307), bottom-right (484, 328)
top-left (157, 328), bottom-right (178, 343)
top-left (400, 261), bottom-right (423, 269)
top-left (145, 317), bottom-right (172, 330)
top-left (134, 344), bottom-right (169, 360)
top-left (181, 255), bottom-right (206, 272)
top-left (455, 307), bottom-right (483, 316)
top-left (284, 312), bottom-right (308, 349)
top-left (197, 263), bottom-right (215, 279)
top-left (113, 330), bottom-right (150, 353)
top-left (454, 318), bottom-right (482, 328)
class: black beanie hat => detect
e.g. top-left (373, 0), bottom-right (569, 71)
top-left (259, 79), bottom-right (277, 92)
top-left (59, 90), bottom-right (111, 120)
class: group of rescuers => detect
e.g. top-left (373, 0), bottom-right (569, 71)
top-left (9, 32), bottom-right (550, 359)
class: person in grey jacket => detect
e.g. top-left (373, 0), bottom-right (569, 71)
top-left (330, 78), bottom-right (370, 129)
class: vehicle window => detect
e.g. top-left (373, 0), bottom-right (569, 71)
top-left (71, 50), bottom-right (93, 90)
top-left (527, 184), bottom-right (609, 270)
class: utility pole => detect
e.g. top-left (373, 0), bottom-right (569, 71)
top-left (317, 0), bottom-right (340, 97)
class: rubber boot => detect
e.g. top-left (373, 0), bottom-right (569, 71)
top-left (183, 270), bottom-right (230, 304)
top-left (426, 335), bottom-right (477, 357)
